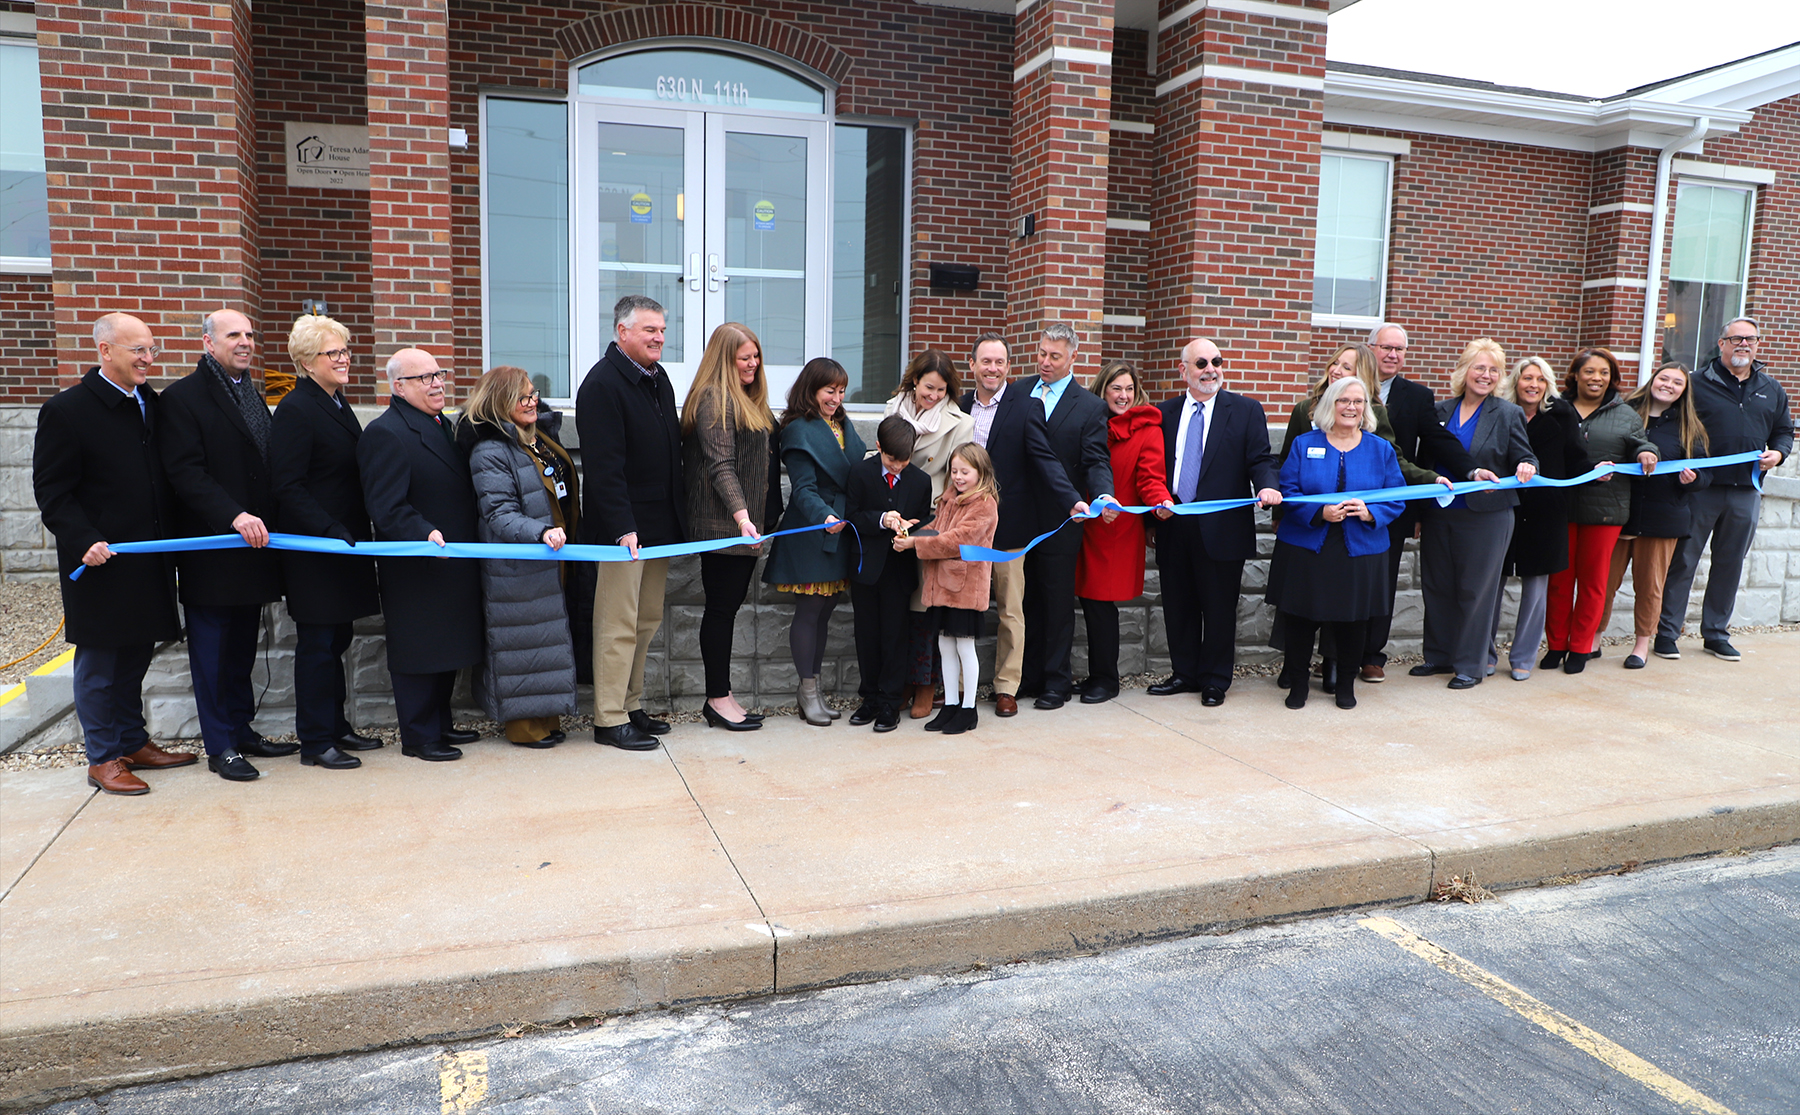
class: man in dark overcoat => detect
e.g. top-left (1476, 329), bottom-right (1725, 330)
top-left (33, 313), bottom-right (194, 795)
top-left (160, 308), bottom-right (290, 781)
top-left (357, 347), bottom-right (484, 761)
top-left (575, 295), bottom-right (687, 751)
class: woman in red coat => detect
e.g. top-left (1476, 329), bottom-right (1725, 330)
top-left (1074, 361), bottom-right (1175, 703)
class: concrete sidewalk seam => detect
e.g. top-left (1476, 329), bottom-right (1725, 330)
top-left (659, 743), bottom-right (781, 983)
top-left (0, 786), bottom-right (93, 906)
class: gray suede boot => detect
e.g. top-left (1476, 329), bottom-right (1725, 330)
top-left (797, 677), bottom-right (833, 726)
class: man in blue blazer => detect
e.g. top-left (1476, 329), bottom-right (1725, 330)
top-left (1151, 338), bottom-right (1281, 706)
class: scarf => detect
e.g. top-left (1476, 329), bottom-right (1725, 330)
top-left (203, 352), bottom-right (271, 461)
top-left (887, 390), bottom-right (946, 435)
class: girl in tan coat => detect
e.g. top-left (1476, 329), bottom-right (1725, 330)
top-left (894, 444), bottom-right (999, 735)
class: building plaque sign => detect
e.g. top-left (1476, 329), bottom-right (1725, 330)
top-left (284, 122), bottom-right (370, 190)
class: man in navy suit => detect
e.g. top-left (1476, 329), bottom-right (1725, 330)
top-left (1150, 337), bottom-right (1281, 706)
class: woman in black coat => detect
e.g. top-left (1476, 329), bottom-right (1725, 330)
top-left (1491, 357), bottom-right (1588, 681)
top-left (269, 315), bottom-right (381, 768)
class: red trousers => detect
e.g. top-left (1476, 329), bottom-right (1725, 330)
top-left (1546, 523), bottom-right (1623, 655)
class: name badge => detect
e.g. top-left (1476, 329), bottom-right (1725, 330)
top-left (553, 480), bottom-right (569, 499)
top-left (1306, 446), bottom-right (1327, 459)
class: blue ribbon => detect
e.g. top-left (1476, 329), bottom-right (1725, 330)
top-left (957, 451), bottom-right (1768, 563)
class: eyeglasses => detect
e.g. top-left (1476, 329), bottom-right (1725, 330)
top-left (395, 370), bottom-right (446, 386)
top-left (1723, 335), bottom-right (1760, 347)
top-left (1187, 356), bottom-right (1225, 369)
top-left (321, 347), bottom-right (352, 363)
top-left (1337, 400), bottom-right (1366, 409)
top-left (517, 392), bottom-right (540, 406)
top-left (1373, 344), bottom-right (1407, 354)
top-left (121, 345), bottom-right (160, 360)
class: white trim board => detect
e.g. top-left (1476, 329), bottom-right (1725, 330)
top-left (1671, 159), bottom-right (1777, 186)
top-left (1322, 130), bottom-right (1410, 156)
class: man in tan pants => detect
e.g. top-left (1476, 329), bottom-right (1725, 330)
top-left (574, 295), bottom-right (688, 750)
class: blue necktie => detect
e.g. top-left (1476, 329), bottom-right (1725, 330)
top-left (1176, 400), bottom-right (1205, 502)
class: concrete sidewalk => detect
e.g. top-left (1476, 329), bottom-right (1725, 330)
top-left (3, 633), bottom-right (1796, 1111)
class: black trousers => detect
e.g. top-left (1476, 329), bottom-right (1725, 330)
top-left (1157, 522), bottom-right (1244, 691)
top-left (1021, 544), bottom-right (1079, 697)
top-left (1362, 520), bottom-right (1410, 667)
top-left (294, 621), bottom-right (353, 757)
top-left (699, 553), bottom-right (757, 698)
top-left (185, 602), bottom-right (261, 757)
top-left (389, 669), bottom-right (457, 750)
top-left (1079, 598), bottom-right (1120, 689)
top-left (850, 565), bottom-right (915, 710)
top-left (1281, 612), bottom-right (1367, 698)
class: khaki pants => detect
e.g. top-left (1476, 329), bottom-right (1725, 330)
top-left (989, 551), bottom-right (1026, 697)
top-left (592, 557), bottom-right (669, 728)
top-left (1602, 535), bottom-right (1678, 639)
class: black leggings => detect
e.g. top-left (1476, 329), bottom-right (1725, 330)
top-left (789, 594), bottom-right (838, 679)
top-left (1282, 613), bottom-right (1367, 698)
top-left (700, 553), bottom-right (757, 698)
top-left (1079, 598), bottom-right (1120, 687)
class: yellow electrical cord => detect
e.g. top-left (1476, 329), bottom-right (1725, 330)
top-left (1, 618), bottom-right (65, 671)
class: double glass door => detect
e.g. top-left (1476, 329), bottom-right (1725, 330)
top-left (573, 102), bottom-right (828, 402)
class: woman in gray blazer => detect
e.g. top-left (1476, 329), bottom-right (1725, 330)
top-left (1409, 339), bottom-right (1539, 689)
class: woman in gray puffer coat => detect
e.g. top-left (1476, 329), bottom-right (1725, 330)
top-left (458, 365), bottom-right (580, 747)
top-left (1541, 348), bottom-right (1658, 674)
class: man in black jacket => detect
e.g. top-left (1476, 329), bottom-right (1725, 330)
top-left (160, 308), bottom-right (292, 782)
top-left (1656, 317), bottom-right (1794, 661)
top-left (576, 295), bottom-right (687, 751)
top-left (34, 313), bottom-right (193, 795)
top-left (1363, 322), bottom-right (1478, 683)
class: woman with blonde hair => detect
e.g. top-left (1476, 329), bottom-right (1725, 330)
top-left (457, 365), bottom-right (579, 747)
top-left (680, 323), bottom-right (780, 730)
top-left (884, 348), bottom-right (975, 717)
top-left (1409, 339), bottom-right (1538, 690)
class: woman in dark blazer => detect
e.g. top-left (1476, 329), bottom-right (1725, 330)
top-left (270, 315), bottom-right (380, 767)
top-left (681, 323), bottom-right (781, 730)
top-left (1268, 376), bottom-right (1406, 710)
top-left (1410, 339), bottom-right (1538, 689)
top-left (762, 357), bottom-right (865, 725)
top-left (1490, 357), bottom-right (1588, 681)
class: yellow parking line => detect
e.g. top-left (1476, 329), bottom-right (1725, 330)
top-left (1361, 916), bottom-right (1737, 1115)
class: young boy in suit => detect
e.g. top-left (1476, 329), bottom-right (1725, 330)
top-left (844, 416), bottom-right (935, 731)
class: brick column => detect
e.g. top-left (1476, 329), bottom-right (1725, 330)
top-left (1007, 0), bottom-right (1114, 373)
top-left (36, 0), bottom-right (260, 384)
top-left (366, 1), bottom-right (452, 388)
top-left (1579, 147), bottom-right (1661, 378)
top-left (1145, 0), bottom-right (1326, 404)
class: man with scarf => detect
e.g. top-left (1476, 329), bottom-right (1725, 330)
top-left (161, 308), bottom-right (291, 782)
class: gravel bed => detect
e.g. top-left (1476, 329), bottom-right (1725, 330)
top-left (0, 581), bottom-right (67, 686)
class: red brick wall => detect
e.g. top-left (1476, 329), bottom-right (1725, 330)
top-left (1101, 29), bottom-right (1153, 374)
top-left (1310, 131), bottom-right (1592, 402)
top-left (0, 279), bottom-right (56, 403)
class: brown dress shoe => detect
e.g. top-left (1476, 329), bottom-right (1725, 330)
top-left (995, 693), bottom-right (1019, 717)
top-left (1359, 664), bottom-right (1385, 683)
top-left (909, 685), bottom-right (935, 719)
top-left (121, 742), bottom-right (199, 770)
top-left (87, 759), bottom-right (149, 796)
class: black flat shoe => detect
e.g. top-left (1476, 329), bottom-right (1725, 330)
top-left (1033, 692), bottom-right (1068, 710)
top-left (1539, 650), bottom-right (1566, 670)
top-left (1079, 683), bottom-right (1117, 704)
top-left (1147, 676), bottom-right (1200, 696)
top-left (208, 750), bottom-right (261, 781)
top-left (443, 728), bottom-right (481, 746)
top-left (1285, 688), bottom-right (1307, 709)
top-left (1408, 664), bottom-right (1454, 677)
top-left (848, 704), bottom-right (878, 726)
top-left (511, 730), bottom-right (564, 749)
top-left (301, 746), bottom-right (362, 769)
top-left (1335, 690), bottom-right (1357, 710)
top-left (873, 712), bottom-right (900, 733)
top-left (924, 704), bottom-right (959, 732)
top-left (1563, 653), bottom-right (1588, 674)
top-left (1447, 674), bottom-right (1481, 690)
top-left (702, 704), bottom-right (761, 732)
top-left (630, 709), bottom-right (672, 735)
top-left (596, 723), bottom-right (661, 750)
top-left (336, 730), bottom-right (384, 751)
top-left (237, 734), bottom-right (299, 758)
top-left (402, 741), bottom-right (464, 761)
top-left (1200, 687), bottom-right (1226, 706)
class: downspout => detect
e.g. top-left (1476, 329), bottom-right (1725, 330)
top-left (1637, 114), bottom-right (1710, 384)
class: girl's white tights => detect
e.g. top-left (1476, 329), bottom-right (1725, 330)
top-left (937, 634), bottom-right (979, 708)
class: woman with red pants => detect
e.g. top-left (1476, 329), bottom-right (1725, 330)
top-left (1542, 348), bottom-right (1657, 674)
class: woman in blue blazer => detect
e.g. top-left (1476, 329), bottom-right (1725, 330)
top-left (763, 357), bottom-right (866, 724)
top-left (1266, 377), bottom-right (1405, 710)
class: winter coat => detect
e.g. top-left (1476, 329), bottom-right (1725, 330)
top-left (881, 393), bottom-right (975, 502)
top-left (1689, 358), bottom-right (1794, 488)
top-left (1275, 429), bottom-right (1407, 556)
top-left (465, 420), bottom-right (576, 723)
top-left (32, 369), bottom-right (181, 647)
top-left (681, 391), bottom-right (778, 557)
top-left (1569, 391), bottom-right (1657, 526)
top-left (269, 375), bottom-right (379, 625)
top-left (762, 415), bottom-right (867, 587)
top-left (1076, 405), bottom-right (1172, 601)
top-left (575, 342), bottom-right (686, 547)
top-left (1279, 397), bottom-right (1439, 487)
top-left (914, 490), bottom-right (1000, 611)
top-left (1624, 409), bottom-right (1709, 539)
top-left (1503, 398), bottom-right (1588, 578)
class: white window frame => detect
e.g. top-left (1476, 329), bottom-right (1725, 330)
top-left (477, 88), bottom-right (572, 399)
top-left (0, 18), bottom-right (51, 275)
top-left (1310, 145), bottom-right (1396, 332)
top-left (1668, 172), bottom-right (1758, 328)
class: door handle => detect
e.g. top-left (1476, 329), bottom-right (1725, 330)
top-left (708, 253), bottom-right (729, 292)
top-left (686, 253), bottom-right (701, 292)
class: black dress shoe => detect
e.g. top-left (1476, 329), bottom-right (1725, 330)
top-left (208, 750), bottom-right (262, 781)
top-left (237, 734), bottom-right (300, 758)
top-left (1200, 687), bottom-right (1226, 707)
top-left (701, 704), bottom-right (761, 732)
top-left (849, 703), bottom-right (879, 726)
top-left (511, 730), bottom-right (565, 749)
top-left (629, 709), bottom-right (671, 735)
top-left (443, 728), bottom-right (481, 746)
top-left (596, 722), bottom-right (661, 750)
top-left (1034, 691), bottom-right (1068, 710)
top-left (1447, 674), bottom-right (1481, 690)
top-left (1079, 682), bottom-right (1117, 704)
top-left (336, 730), bottom-right (384, 751)
top-left (1147, 676), bottom-right (1201, 696)
top-left (301, 746), bottom-right (362, 769)
top-left (873, 711), bottom-right (900, 733)
top-left (402, 740), bottom-right (464, 761)
top-left (1408, 664), bottom-right (1454, 677)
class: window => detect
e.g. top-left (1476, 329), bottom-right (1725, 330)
top-left (1665, 181), bottom-right (1754, 370)
top-left (833, 124), bottom-right (907, 405)
top-left (482, 98), bottom-right (571, 399)
top-left (1, 35), bottom-right (50, 268)
top-left (577, 49), bottom-right (826, 115)
top-left (1312, 152), bottom-right (1392, 324)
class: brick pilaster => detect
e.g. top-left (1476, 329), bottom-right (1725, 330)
top-left (366, 0), bottom-right (452, 389)
top-left (1006, 0), bottom-right (1114, 375)
top-left (1579, 147), bottom-right (1661, 374)
top-left (36, 0), bottom-right (260, 385)
top-left (1145, 0), bottom-right (1326, 405)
